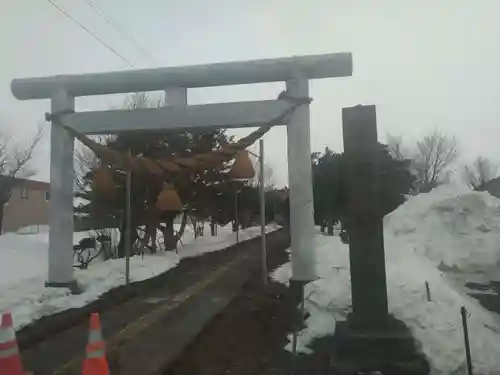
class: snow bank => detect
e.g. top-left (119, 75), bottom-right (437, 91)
top-left (272, 185), bottom-right (500, 375)
top-left (386, 184), bottom-right (500, 270)
top-left (0, 223), bottom-right (280, 330)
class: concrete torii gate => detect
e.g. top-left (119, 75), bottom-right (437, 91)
top-left (11, 53), bottom-right (353, 291)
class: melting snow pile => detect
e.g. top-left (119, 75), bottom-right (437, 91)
top-left (386, 184), bottom-right (500, 270)
top-left (272, 185), bottom-right (500, 375)
top-left (0, 223), bottom-right (280, 330)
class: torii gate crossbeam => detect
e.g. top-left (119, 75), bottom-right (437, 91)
top-left (11, 53), bottom-right (353, 292)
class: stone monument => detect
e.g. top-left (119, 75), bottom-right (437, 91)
top-left (331, 105), bottom-right (429, 375)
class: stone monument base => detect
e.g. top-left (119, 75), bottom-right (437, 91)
top-left (45, 280), bottom-right (83, 295)
top-left (331, 314), bottom-right (430, 375)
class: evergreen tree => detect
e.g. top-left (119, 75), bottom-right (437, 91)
top-left (311, 143), bottom-right (415, 233)
top-left (75, 93), bottom-right (236, 255)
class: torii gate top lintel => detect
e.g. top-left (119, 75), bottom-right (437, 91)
top-left (11, 53), bottom-right (352, 100)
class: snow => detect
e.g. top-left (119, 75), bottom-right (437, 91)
top-left (0, 223), bottom-right (280, 330)
top-left (272, 184), bottom-right (500, 375)
top-left (385, 184), bottom-right (500, 270)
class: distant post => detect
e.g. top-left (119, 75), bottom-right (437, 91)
top-left (259, 139), bottom-right (267, 286)
top-left (125, 168), bottom-right (131, 284)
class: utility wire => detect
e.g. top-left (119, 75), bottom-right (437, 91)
top-left (44, 0), bottom-right (136, 67)
top-left (81, 0), bottom-right (158, 65)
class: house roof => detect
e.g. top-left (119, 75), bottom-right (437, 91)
top-left (0, 176), bottom-right (49, 191)
top-left (483, 177), bottom-right (500, 199)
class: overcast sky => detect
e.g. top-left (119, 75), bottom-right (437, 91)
top-left (1, 0), bottom-right (500, 187)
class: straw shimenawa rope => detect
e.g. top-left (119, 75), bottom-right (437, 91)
top-left (50, 91), bottom-right (311, 179)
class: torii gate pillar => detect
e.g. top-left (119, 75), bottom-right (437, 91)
top-left (286, 78), bottom-right (316, 282)
top-left (47, 90), bottom-right (79, 292)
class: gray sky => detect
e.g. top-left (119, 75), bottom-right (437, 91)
top-left (1, 0), bottom-right (500, 187)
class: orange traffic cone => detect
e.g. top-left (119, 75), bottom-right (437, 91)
top-left (0, 312), bottom-right (31, 375)
top-left (82, 313), bottom-right (110, 375)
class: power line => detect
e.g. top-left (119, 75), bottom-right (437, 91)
top-left (44, 0), bottom-right (136, 67)
top-left (81, 0), bottom-right (158, 65)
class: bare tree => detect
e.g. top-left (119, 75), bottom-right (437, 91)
top-left (463, 156), bottom-right (498, 191)
top-left (412, 130), bottom-right (458, 193)
top-left (248, 151), bottom-right (275, 191)
top-left (74, 144), bottom-right (99, 195)
top-left (386, 134), bottom-right (405, 160)
top-left (0, 125), bottom-right (44, 233)
top-left (256, 162), bottom-right (275, 191)
top-left (263, 163), bottom-right (275, 191)
top-left (125, 91), bottom-right (163, 109)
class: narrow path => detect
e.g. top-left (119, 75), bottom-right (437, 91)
top-left (164, 236), bottom-right (293, 375)
top-left (20, 230), bottom-right (289, 375)
top-left (164, 230), bottom-right (334, 375)
top-left (447, 269), bottom-right (500, 315)
top-left (466, 280), bottom-right (500, 314)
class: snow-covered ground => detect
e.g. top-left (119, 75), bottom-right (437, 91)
top-left (272, 184), bottom-right (500, 375)
top-left (0, 223), bottom-right (280, 330)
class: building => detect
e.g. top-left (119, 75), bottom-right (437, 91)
top-left (2, 177), bottom-right (50, 233)
top-left (483, 177), bottom-right (500, 199)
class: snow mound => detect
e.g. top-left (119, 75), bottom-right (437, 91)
top-left (0, 233), bottom-right (49, 286)
top-left (385, 184), bottom-right (500, 270)
top-left (272, 185), bottom-right (500, 375)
